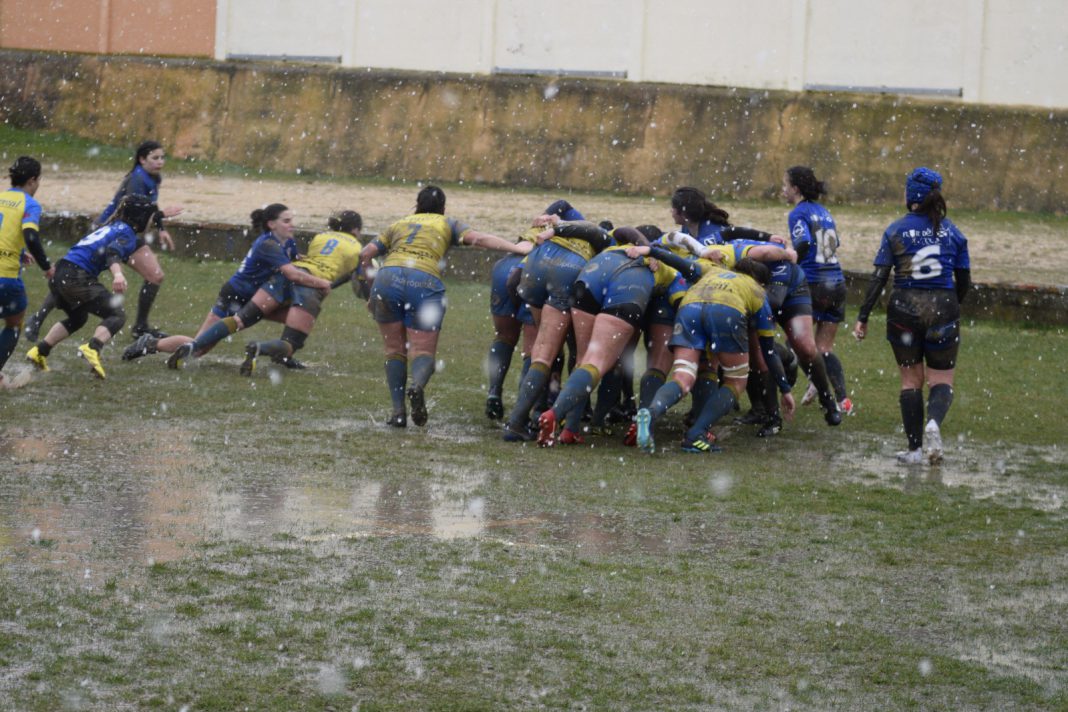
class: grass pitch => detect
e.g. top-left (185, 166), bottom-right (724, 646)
top-left (1, 255), bottom-right (1066, 711)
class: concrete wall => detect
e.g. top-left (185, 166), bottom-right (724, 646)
top-left (40, 214), bottom-right (1068, 327)
top-left (2, 51), bottom-right (1065, 212)
top-left (4, 2), bottom-right (1064, 109)
top-left (0, 0), bottom-right (216, 57)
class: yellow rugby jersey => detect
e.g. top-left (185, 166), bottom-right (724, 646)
top-left (550, 229), bottom-right (598, 261)
top-left (680, 269), bottom-right (767, 318)
top-left (0, 188), bottom-right (41, 279)
top-left (296, 230), bottom-right (362, 282)
top-left (602, 244), bottom-right (681, 295)
top-left (377, 213), bottom-right (472, 280)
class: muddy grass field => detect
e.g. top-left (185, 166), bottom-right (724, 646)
top-left (1, 250), bottom-right (1066, 710)
top-left (2, 127), bottom-right (1068, 709)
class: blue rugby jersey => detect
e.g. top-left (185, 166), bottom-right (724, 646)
top-left (788, 200), bottom-right (845, 284)
top-left (874, 213), bottom-right (970, 291)
top-left (98, 164), bottom-right (160, 225)
top-left (61, 222), bottom-right (140, 275)
top-left (227, 232), bottom-right (293, 299)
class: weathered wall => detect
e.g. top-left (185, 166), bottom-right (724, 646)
top-left (2, 51), bottom-right (1066, 212)
top-left (40, 214), bottom-right (1068, 327)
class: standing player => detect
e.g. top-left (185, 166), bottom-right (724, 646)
top-left (25, 196), bottom-right (159, 379)
top-left (361, 185), bottom-right (532, 427)
top-left (24, 140), bottom-right (184, 342)
top-left (853, 167), bottom-right (970, 465)
top-left (0, 157), bottom-right (53, 388)
top-left (783, 166), bottom-right (852, 414)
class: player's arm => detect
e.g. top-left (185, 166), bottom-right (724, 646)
top-left (661, 231), bottom-right (706, 256)
top-left (280, 262), bottom-right (331, 292)
top-left (462, 230), bottom-right (533, 255)
top-left (954, 268), bottom-right (971, 304)
top-left (545, 221), bottom-right (612, 251)
top-left (647, 245), bottom-right (704, 284)
top-left (852, 264), bottom-right (892, 340)
top-left (22, 227), bottom-right (53, 278)
top-left (721, 226), bottom-right (775, 242)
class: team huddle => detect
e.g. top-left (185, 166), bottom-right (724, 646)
top-left (0, 143), bottom-right (970, 465)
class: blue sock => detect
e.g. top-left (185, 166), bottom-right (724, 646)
top-left (385, 355), bottom-right (407, 413)
top-left (639, 369), bottom-right (666, 409)
top-left (927, 384), bottom-right (954, 425)
top-left (0, 325), bottom-right (19, 371)
top-left (508, 361), bottom-right (549, 430)
top-left (554, 365), bottom-right (598, 422)
top-left (685, 384), bottom-right (737, 441)
top-left (689, 375), bottom-right (717, 418)
top-left (410, 354), bottom-right (436, 390)
top-left (193, 318), bottom-right (237, 352)
top-left (590, 368), bottom-right (620, 426)
top-left (486, 340), bottom-right (515, 398)
top-left (649, 381), bottom-right (685, 423)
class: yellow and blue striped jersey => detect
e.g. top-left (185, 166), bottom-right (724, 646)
top-left (376, 213), bottom-right (472, 280)
top-left (0, 188), bottom-right (41, 279)
top-left (296, 230), bottom-right (363, 282)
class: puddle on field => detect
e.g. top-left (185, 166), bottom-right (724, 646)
top-left (832, 434), bottom-right (1068, 513)
top-left (1, 424), bottom-right (1063, 582)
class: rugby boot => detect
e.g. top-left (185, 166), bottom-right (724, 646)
top-left (407, 386), bottom-right (428, 426)
top-left (26, 345), bottom-right (49, 371)
top-left (240, 342), bottom-right (259, 377)
top-left (122, 333), bottom-right (157, 361)
top-left (756, 415), bottom-right (783, 438)
top-left (924, 421), bottom-right (944, 465)
top-left (167, 342), bottom-right (194, 370)
top-left (275, 355), bottom-right (306, 370)
top-left (78, 343), bottom-right (106, 379)
top-left (635, 408), bottom-right (655, 454)
top-left (387, 411), bottom-right (407, 428)
top-left (557, 427), bottom-right (585, 445)
top-left (681, 437), bottom-right (722, 454)
top-left (896, 449), bottom-right (923, 465)
top-left (536, 409), bottom-right (557, 447)
top-left (132, 324), bottom-right (169, 339)
top-left (485, 395), bottom-right (504, 420)
top-left (622, 421), bottom-right (638, 447)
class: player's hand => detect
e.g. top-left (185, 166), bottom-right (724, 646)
top-left (514, 240), bottom-right (534, 255)
top-left (159, 230), bottom-right (175, 251)
top-left (112, 273), bottom-right (128, 294)
top-left (701, 248), bottom-right (726, 263)
top-left (770, 234), bottom-right (787, 245)
top-left (162, 205), bottom-right (184, 219)
top-left (536, 227), bottom-right (555, 243)
top-left (781, 392), bottom-right (796, 420)
top-left (624, 245), bottom-right (649, 259)
top-left (21, 252), bottom-right (35, 266)
top-left (43, 265), bottom-right (56, 281)
top-left (852, 321), bottom-right (867, 341)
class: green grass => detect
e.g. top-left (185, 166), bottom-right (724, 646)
top-left (1, 242), bottom-right (1067, 709)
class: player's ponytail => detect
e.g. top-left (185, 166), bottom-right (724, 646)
top-left (250, 203), bottom-right (288, 235)
top-left (671, 186), bottom-right (730, 226)
top-left (785, 166), bottom-right (826, 202)
top-left (8, 156), bottom-right (41, 187)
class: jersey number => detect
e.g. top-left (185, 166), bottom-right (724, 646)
top-left (405, 223), bottom-right (421, 244)
top-left (911, 244), bottom-right (943, 280)
top-left (813, 228), bottom-right (839, 265)
top-left (319, 238), bottom-right (339, 255)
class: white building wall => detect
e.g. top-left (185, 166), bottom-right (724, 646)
top-left (213, 0), bottom-right (1068, 109)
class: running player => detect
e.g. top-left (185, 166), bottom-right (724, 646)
top-left (0, 157), bottom-right (53, 388)
top-left (361, 185), bottom-right (532, 427)
top-left (23, 140), bottom-right (184, 342)
top-left (239, 210), bottom-right (363, 375)
top-left (853, 167), bottom-right (970, 465)
top-left (25, 195), bottom-right (159, 379)
top-left (783, 166), bottom-right (852, 414)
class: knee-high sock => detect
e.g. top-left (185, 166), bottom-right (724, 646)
top-left (685, 384), bottom-right (737, 441)
top-left (25, 292), bottom-right (55, 337)
top-left (900, 388), bottom-right (924, 451)
top-left (746, 370), bottom-right (768, 416)
top-left (619, 347), bottom-right (636, 403)
top-left (689, 374), bottom-right (717, 419)
top-left (760, 372), bottom-right (780, 418)
top-left (0, 325), bottom-right (19, 371)
top-left (508, 361), bottom-right (550, 430)
top-left (927, 384), bottom-right (954, 426)
top-left (485, 340), bottom-right (515, 399)
top-left (255, 339), bottom-right (291, 360)
top-left (193, 317), bottom-right (238, 352)
top-left (385, 355), bottom-right (408, 413)
top-left (649, 381), bottom-right (686, 424)
top-left (638, 368), bottom-right (666, 409)
top-left (410, 354), bottom-right (436, 390)
top-left (823, 352), bottom-right (847, 402)
top-left (590, 368), bottom-right (620, 427)
top-left (554, 364), bottom-right (600, 426)
top-left (135, 281), bottom-right (161, 328)
top-left (802, 353), bottom-right (836, 411)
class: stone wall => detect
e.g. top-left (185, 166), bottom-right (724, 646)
top-left (40, 214), bottom-right (1068, 327)
top-left (3, 50), bottom-right (1067, 212)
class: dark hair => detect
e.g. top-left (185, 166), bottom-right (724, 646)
top-left (598, 219), bottom-right (615, 231)
top-left (671, 187), bottom-right (729, 226)
top-left (415, 185), bottom-right (446, 215)
top-left (912, 190), bottom-right (947, 235)
top-left (612, 226), bottom-right (648, 247)
top-left (328, 210), bottom-right (362, 234)
top-left (785, 165), bottom-right (826, 202)
top-left (133, 140), bottom-right (163, 172)
top-left (634, 224), bottom-right (664, 242)
top-left (113, 194), bottom-right (159, 233)
top-left (8, 156), bottom-right (41, 187)
top-left (734, 257), bottom-right (771, 286)
top-left (250, 203), bottom-right (289, 234)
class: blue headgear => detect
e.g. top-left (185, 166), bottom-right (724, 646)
top-left (906, 167), bottom-right (943, 205)
top-left (545, 199), bottom-right (584, 222)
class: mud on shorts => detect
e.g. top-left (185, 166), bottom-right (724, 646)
top-left (516, 241), bottom-right (586, 312)
top-left (369, 266), bottom-right (447, 331)
top-left (809, 279), bottom-right (847, 323)
top-left (670, 302), bottom-right (749, 354)
top-left (886, 288), bottom-right (961, 370)
top-left (211, 281), bottom-right (251, 318)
